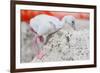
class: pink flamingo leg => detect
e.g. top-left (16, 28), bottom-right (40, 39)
top-left (36, 36), bottom-right (44, 59)
top-left (32, 35), bottom-right (44, 59)
top-left (36, 50), bottom-right (44, 59)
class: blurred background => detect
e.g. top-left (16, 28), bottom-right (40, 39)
top-left (21, 10), bottom-right (89, 23)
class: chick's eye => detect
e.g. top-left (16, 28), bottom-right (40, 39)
top-left (72, 21), bottom-right (75, 25)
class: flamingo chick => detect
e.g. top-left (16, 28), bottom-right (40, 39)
top-left (62, 15), bottom-right (76, 30)
top-left (29, 14), bottom-right (63, 59)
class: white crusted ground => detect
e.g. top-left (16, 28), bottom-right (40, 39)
top-left (20, 19), bottom-right (90, 63)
